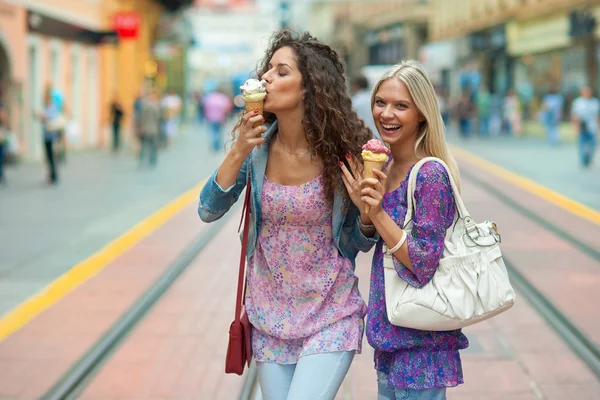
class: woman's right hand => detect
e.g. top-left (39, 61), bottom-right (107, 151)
top-left (231, 110), bottom-right (267, 158)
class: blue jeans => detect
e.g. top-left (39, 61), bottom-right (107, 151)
top-left (0, 142), bottom-right (4, 180)
top-left (579, 129), bottom-right (597, 167)
top-left (208, 121), bottom-right (223, 151)
top-left (257, 351), bottom-right (354, 400)
top-left (377, 372), bottom-right (447, 400)
top-left (478, 116), bottom-right (490, 137)
top-left (139, 135), bottom-right (158, 167)
top-left (545, 122), bottom-right (560, 146)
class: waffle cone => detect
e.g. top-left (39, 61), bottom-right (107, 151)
top-left (244, 99), bottom-right (264, 148)
top-left (363, 160), bottom-right (385, 213)
top-left (244, 100), bottom-right (264, 128)
top-left (363, 160), bottom-right (385, 178)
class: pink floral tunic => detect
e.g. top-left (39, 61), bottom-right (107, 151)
top-left (246, 175), bottom-right (367, 364)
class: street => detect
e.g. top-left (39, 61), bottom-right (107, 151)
top-left (0, 125), bottom-right (599, 399)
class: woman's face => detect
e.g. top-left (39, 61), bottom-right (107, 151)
top-left (261, 46), bottom-right (303, 114)
top-left (372, 79), bottom-right (423, 147)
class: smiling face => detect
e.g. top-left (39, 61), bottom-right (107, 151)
top-left (372, 78), bottom-right (423, 147)
top-left (261, 46), bottom-right (304, 114)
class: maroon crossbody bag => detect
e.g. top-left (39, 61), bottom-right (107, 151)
top-left (225, 177), bottom-right (253, 375)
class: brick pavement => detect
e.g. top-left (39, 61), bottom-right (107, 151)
top-left (457, 156), bottom-right (600, 345)
top-left (79, 211), bottom-right (248, 400)
top-left (0, 202), bottom-right (207, 399)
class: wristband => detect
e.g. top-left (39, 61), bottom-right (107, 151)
top-left (386, 230), bottom-right (407, 253)
top-left (358, 217), bottom-right (375, 230)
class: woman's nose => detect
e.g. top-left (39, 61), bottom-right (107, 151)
top-left (261, 71), bottom-right (271, 83)
top-left (381, 105), bottom-right (394, 119)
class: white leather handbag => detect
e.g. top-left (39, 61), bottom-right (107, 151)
top-left (383, 157), bottom-right (516, 331)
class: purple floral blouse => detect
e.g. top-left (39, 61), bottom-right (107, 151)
top-left (366, 160), bottom-right (469, 390)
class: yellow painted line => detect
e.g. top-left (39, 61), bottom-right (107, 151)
top-left (451, 145), bottom-right (600, 226)
top-left (0, 179), bottom-right (207, 342)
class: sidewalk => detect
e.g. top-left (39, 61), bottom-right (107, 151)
top-left (447, 132), bottom-right (600, 212)
top-left (0, 122), bottom-right (226, 318)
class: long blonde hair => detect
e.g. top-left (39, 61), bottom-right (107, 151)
top-left (371, 60), bottom-right (460, 189)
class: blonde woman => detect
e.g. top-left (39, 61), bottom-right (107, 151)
top-left (340, 60), bottom-right (468, 400)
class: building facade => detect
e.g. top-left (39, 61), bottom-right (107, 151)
top-left (0, 0), bottom-right (178, 161)
top-left (309, 0), bottom-right (428, 78)
top-left (429, 0), bottom-right (600, 121)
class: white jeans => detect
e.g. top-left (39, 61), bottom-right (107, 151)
top-left (256, 351), bottom-right (354, 400)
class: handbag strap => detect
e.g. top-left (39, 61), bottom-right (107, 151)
top-left (403, 157), bottom-right (469, 229)
top-left (235, 175), bottom-right (252, 323)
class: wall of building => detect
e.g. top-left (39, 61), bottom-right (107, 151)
top-left (99, 0), bottom-right (163, 149)
top-left (0, 1), bottom-right (27, 158)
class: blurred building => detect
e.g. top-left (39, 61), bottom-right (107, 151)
top-left (429, 0), bottom-right (600, 121)
top-left (309, 0), bottom-right (429, 79)
top-left (0, 0), bottom-right (192, 162)
top-left (185, 0), bottom-right (278, 96)
top-left (305, 0), bottom-right (600, 132)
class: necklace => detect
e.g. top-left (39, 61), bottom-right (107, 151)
top-left (277, 134), bottom-right (311, 156)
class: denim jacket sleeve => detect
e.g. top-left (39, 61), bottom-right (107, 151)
top-left (198, 158), bottom-right (248, 223)
top-left (340, 204), bottom-right (380, 259)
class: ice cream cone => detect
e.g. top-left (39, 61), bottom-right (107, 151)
top-left (240, 79), bottom-right (268, 150)
top-left (363, 160), bottom-right (385, 214)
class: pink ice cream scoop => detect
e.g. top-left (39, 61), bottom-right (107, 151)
top-left (362, 139), bottom-right (390, 154)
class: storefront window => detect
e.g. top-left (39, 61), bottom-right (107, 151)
top-left (514, 47), bottom-right (586, 120)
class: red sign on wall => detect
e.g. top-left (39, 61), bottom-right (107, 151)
top-left (113, 12), bottom-right (141, 39)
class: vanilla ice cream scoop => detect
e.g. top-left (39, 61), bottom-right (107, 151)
top-left (240, 79), bottom-right (267, 101)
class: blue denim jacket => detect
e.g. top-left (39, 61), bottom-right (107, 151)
top-left (198, 121), bottom-right (379, 262)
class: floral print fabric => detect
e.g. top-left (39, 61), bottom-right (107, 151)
top-left (247, 175), bottom-right (366, 364)
top-left (366, 161), bottom-right (469, 389)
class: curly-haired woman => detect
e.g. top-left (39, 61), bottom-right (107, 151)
top-left (198, 30), bottom-right (378, 399)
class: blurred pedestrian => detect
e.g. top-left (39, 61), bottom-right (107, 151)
top-left (198, 29), bottom-right (376, 399)
top-left (503, 89), bottom-right (522, 136)
top-left (571, 85), bottom-right (599, 168)
top-left (343, 60), bottom-right (467, 400)
top-left (541, 87), bottom-right (564, 146)
top-left (489, 92), bottom-right (503, 136)
top-left (138, 89), bottom-right (161, 167)
top-left (436, 89), bottom-right (450, 128)
top-left (194, 90), bottom-right (204, 124)
top-left (455, 92), bottom-right (475, 138)
top-left (476, 87), bottom-right (491, 137)
top-left (160, 88), bottom-right (182, 147)
top-left (110, 94), bottom-right (125, 153)
top-left (203, 87), bottom-right (233, 151)
top-left (351, 74), bottom-right (380, 140)
top-left (0, 103), bottom-right (7, 184)
top-left (35, 85), bottom-right (63, 184)
top-left (48, 83), bottom-right (68, 163)
top-left (133, 90), bottom-right (144, 143)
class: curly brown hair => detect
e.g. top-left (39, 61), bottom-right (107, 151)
top-left (234, 29), bottom-right (373, 203)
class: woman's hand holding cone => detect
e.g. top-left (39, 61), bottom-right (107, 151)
top-left (232, 110), bottom-right (267, 158)
top-left (340, 154), bottom-right (387, 218)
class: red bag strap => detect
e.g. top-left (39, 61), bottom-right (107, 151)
top-left (234, 175), bottom-right (251, 323)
